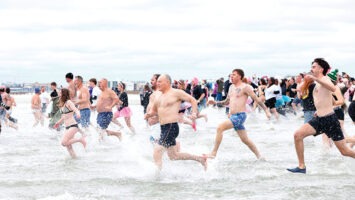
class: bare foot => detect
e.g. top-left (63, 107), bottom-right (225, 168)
top-left (200, 156), bottom-right (208, 171)
top-left (202, 152), bottom-right (216, 159)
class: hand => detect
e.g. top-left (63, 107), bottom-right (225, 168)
top-left (53, 123), bottom-right (59, 129)
top-left (189, 112), bottom-right (197, 120)
top-left (76, 114), bottom-right (81, 119)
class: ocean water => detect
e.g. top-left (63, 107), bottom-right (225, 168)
top-left (0, 94), bottom-right (354, 200)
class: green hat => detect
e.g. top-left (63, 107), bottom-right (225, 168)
top-left (327, 69), bottom-right (338, 82)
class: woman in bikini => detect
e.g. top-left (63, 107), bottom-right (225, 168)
top-left (54, 88), bottom-right (86, 158)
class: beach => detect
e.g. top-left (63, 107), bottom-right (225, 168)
top-left (0, 94), bottom-right (354, 200)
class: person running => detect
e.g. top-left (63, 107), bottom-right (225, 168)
top-left (205, 69), bottom-right (271, 159)
top-left (287, 58), bottom-right (355, 174)
top-left (54, 88), bottom-right (86, 158)
top-left (113, 82), bottom-right (135, 134)
top-left (264, 77), bottom-right (280, 120)
top-left (31, 88), bottom-right (43, 127)
top-left (40, 86), bottom-right (50, 116)
top-left (92, 79), bottom-right (122, 141)
top-left (144, 74), bottom-right (207, 170)
top-left (299, 74), bottom-right (316, 123)
top-left (74, 76), bottom-right (91, 129)
top-left (65, 72), bottom-right (76, 100)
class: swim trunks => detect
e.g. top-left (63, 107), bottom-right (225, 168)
top-left (229, 112), bottom-right (247, 131)
top-left (309, 112), bottom-right (344, 141)
top-left (158, 123), bottom-right (179, 148)
top-left (97, 112), bottom-right (113, 129)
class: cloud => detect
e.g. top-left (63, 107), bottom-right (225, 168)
top-left (0, 0), bottom-right (354, 84)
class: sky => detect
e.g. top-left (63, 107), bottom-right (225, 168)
top-left (1, 0), bottom-right (355, 85)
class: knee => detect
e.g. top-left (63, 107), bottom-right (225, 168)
top-left (294, 131), bottom-right (304, 141)
top-left (217, 126), bottom-right (225, 133)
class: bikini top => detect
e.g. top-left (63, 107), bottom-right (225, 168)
top-left (61, 104), bottom-right (73, 114)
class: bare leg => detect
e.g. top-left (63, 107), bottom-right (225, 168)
top-left (124, 117), bottom-right (135, 134)
top-left (153, 145), bottom-right (165, 170)
top-left (62, 128), bottom-right (84, 158)
top-left (208, 120), bottom-right (234, 158)
top-left (111, 118), bottom-right (124, 128)
top-left (167, 145), bottom-right (207, 170)
top-left (322, 134), bottom-right (332, 148)
top-left (237, 130), bottom-right (261, 159)
top-left (293, 123), bottom-right (316, 169)
top-left (334, 139), bottom-right (355, 158)
top-left (107, 130), bottom-right (122, 141)
top-left (270, 108), bottom-right (279, 120)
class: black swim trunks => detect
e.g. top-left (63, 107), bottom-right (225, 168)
top-left (333, 107), bottom-right (344, 121)
top-left (158, 123), bottom-right (179, 148)
top-left (308, 112), bottom-right (344, 141)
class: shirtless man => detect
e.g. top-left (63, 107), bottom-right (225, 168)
top-left (31, 88), bottom-right (43, 127)
top-left (92, 79), bottom-right (122, 141)
top-left (146, 74), bottom-right (161, 126)
top-left (287, 58), bottom-right (355, 174)
top-left (65, 72), bottom-right (76, 100)
top-left (206, 69), bottom-right (271, 159)
top-left (145, 74), bottom-right (207, 170)
top-left (74, 76), bottom-right (91, 129)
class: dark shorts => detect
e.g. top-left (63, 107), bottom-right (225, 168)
top-left (97, 112), bottom-right (113, 129)
top-left (265, 97), bottom-right (276, 109)
top-left (158, 123), bottom-right (179, 148)
top-left (349, 101), bottom-right (355, 122)
top-left (76, 108), bottom-right (91, 128)
top-left (229, 112), bottom-right (247, 131)
top-left (334, 107), bottom-right (344, 121)
top-left (308, 113), bottom-right (344, 141)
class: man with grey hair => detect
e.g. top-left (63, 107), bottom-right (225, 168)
top-left (145, 74), bottom-right (207, 170)
top-left (74, 75), bottom-right (91, 129)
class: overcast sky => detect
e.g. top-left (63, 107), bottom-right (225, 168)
top-left (1, 0), bottom-right (354, 85)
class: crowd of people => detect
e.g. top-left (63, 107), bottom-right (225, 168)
top-left (1, 58), bottom-right (355, 174)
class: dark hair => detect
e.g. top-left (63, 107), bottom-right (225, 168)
top-left (153, 74), bottom-right (161, 81)
top-left (0, 88), bottom-right (4, 92)
top-left (51, 82), bottom-right (57, 87)
top-left (232, 69), bottom-right (244, 80)
top-left (59, 88), bottom-right (70, 107)
top-left (260, 78), bottom-right (267, 85)
top-left (65, 72), bottom-right (74, 79)
top-left (119, 82), bottom-right (126, 90)
top-left (268, 77), bottom-right (276, 87)
top-left (312, 58), bottom-right (330, 76)
top-left (89, 78), bottom-right (97, 85)
top-left (5, 88), bottom-right (10, 93)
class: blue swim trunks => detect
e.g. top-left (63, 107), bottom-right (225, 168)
top-left (76, 108), bottom-right (91, 128)
top-left (229, 112), bottom-right (247, 131)
top-left (97, 112), bottom-right (113, 129)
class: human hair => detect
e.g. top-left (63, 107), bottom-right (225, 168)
top-left (162, 74), bottom-right (172, 84)
top-left (89, 78), bottom-right (97, 85)
top-left (178, 79), bottom-right (186, 89)
top-left (51, 82), bottom-right (57, 87)
top-left (59, 88), bottom-right (70, 107)
top-left (153, 74), bottom-right (161, 81)
top-left (65, 72), bottom-right (73, 79)
top-left (232, 69), bottom-right (244, 80)
top-left (119, 82), bottom-right (126, 90)
top-left (5, 87), bottom-right (10, 93)
top-left (300, 75), bottom-right (314, 98)
top-left (75, 75), bottom-right (83, 83)
top-left (268, 77), bottom-right (276, 87)
top-left (312, 58), bottom-right (330, 76)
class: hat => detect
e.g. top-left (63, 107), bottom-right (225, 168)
top-left (327, 69), bottom-right (338, 82)
top-left (34, 88), bottom-right (41, 94)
